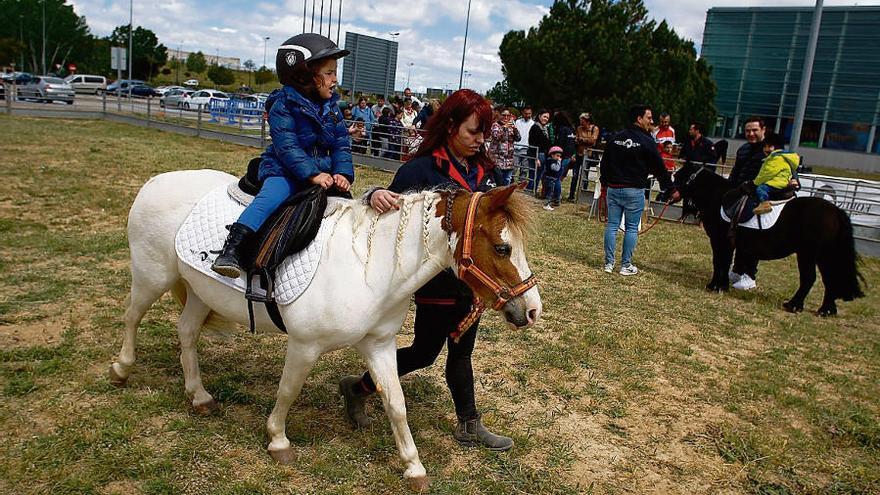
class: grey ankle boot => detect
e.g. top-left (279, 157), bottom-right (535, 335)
top-left (453, 414), bottom-right (514, 451)
top-left (338, 375), bottom-right (373, 428)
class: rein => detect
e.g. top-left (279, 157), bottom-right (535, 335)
top-left (446, 191), bottom-right (538, 342)
top-left (638, 164), bottom-right (706, 237)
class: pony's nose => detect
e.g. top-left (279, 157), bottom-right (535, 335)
top-left (527, 308), bottom-right (539, 326)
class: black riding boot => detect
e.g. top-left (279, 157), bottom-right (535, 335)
top-left (211, 222), bottom-right (254, 278)
top-left (453, 413), bottom-right (514, 451)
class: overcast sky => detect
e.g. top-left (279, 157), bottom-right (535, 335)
top-left (67, 0), bottom-right (879, 92)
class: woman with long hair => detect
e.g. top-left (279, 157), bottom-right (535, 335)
top-left (338, 89), bottom-right (515, 452)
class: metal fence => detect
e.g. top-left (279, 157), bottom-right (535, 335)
top-left (4, 82), bottom-right (878, 254)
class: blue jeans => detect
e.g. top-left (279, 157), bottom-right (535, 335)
top-left (604, 187), bottom-right (645, 266)
top-left (755, 183), bottom-right (773, 202)
top-left (544, 174), bottom-right (562, 204)
top-left (494, 168), bottom-right (514, 186)
top-left (238, 176), bottom-right (297, 231)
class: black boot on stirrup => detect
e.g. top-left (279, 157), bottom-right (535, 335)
top-left (211, 222), bottom-right (254, 278)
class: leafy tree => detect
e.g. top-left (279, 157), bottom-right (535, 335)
top-left (107, 24), bottom-right (167, 80)
top-left (498, 0), bottom-right (715, 131)
top-left (207, 64), bottom-right (234, 85)
top-left (486, 80), bottom-right (524, 108)
top-left (243, 59), bottom-right (255, 71)
top-left (0, 37), bottom-right (25, 66)
top-left (0, 0), bottom-right (94, 74)
top-left (186, 51), bottom-right (207, 73)
top-left (254, 66), bottom-right (274, 85)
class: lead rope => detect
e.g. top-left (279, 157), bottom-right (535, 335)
top-left (637, 201), bottom-right (672, 236)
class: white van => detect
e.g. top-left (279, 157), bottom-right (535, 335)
top-left (64, 74), bottom-right (107, 94)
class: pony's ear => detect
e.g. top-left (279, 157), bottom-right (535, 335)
top-left (488, 184), bottom-right (518, 211)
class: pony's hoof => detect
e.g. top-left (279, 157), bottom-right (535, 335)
top-left (108, 365), bottom-right (128, 387)
top-left (818, 305), bottom-right (837, 317)
top-left (269, 447), bottom-right (296, 465)
top-left (193, 399), bottom-right (219, 415)
top-left (406, 475), bottom-right (430, 493)
top-left (783, 301), bottom-right (803, 313)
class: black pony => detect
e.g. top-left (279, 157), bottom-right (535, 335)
top-left (670, 163), bottom-right (864, 316)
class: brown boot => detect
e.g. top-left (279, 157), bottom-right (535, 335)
top-left (452, 414), bottom-right (513, 451)
top-left (753, 201), bottom-right (773, 215)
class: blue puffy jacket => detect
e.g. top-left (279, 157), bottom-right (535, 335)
top-left (259, 86), bottom-right (354, 184)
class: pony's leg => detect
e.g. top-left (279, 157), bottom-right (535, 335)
top-left (266, 341), bottom-right (322, 465)
top-left (783, 252), bottom-right (816, 313)
top-left (110, 271), bottom-right (176, 386)
top-left (816, 257), bottom-right (838, 317)
top-left (707, 234), bottom-right (733, 291)
top-left (357, 336), bottom-right (428, 492)
top-left (176, 285), bottom-right (215, 413)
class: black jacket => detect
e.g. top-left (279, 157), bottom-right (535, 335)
top-left (554, 124), bottom-right (576, 158)
top-left (599, 126), bottom-right (673, 190)
top-left (728, 142), bottom-right (765, 185)
top-left (528, 123), bottom-right (552, 158)
top-left (679, 136), bottom-right (717, 166)
top-left (383, 151), bottom-right (492, 304)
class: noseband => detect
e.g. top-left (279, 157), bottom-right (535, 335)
top-left (681, 164), bottom-right (707, 190)
top-left (444, 190), bottom-right (538, 341)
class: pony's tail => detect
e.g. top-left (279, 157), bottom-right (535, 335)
top-left (827, 208), bottom-right (866, 301)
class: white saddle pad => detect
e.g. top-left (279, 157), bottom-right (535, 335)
top-left (719, 198), bottom-right (789, 230)
top-left (175, 184), bottom-right (338, 305)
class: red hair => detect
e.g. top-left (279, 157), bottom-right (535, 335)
top-left (415, 89), bottom-right (494, 170)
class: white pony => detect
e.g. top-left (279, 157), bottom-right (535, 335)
top-left (110, 169), bottom-right (542, 490)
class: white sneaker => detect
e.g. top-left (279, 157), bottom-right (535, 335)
top-left (732, 274), bottom-right (756, 290)
top-left (728, 271), bottom-right (742, 284)
top-left (543, 204), bottom-right (554, 211)
top-left (603, 263), bottom-right (614, 273)
top-left (619, 264), bottom-right (639, 276)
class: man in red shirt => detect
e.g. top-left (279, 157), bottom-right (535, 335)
top-left (652, 113), bottom-right (675, 152)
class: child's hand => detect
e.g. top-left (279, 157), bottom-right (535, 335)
top-left (310, 172), bottom-right (334, 189)
top-left (333, 174), bottom-right (351, 192)
top-left (370, 189), bottom-right (400, 214)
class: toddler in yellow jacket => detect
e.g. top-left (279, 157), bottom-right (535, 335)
top-left (753, 132), bottom-right (800, 215)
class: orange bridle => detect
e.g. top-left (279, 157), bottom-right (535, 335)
top-left (446, 191), bottom-right (538, 341)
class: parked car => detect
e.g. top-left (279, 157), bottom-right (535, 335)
top-left (105, 79), bottom-right (146, 94)
top-left (64, 74), bottom-right (107, 94)
top-left (2, 72), bottom-right (34, 84)
top-left (154, 85), bottom-right (185, 96)
top-left (17, 76), bottom-right (75, 104)
top-left (160, 88), bottom-right (193, 108)
top-left (184, 89), bottom-right (228, 109)
top-left (183, 79), bottom-right (199, 87)
top-left (127, 84), bottom-right (160, 97)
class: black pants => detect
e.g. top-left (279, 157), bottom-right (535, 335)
top-left (733, 251), bottom-right (759, 279)
top-left (361, 302), bottom-right (479, 419)
top-left (568, 155), bottom-right (583, 200)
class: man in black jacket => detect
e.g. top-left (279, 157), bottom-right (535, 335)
top-left (727, 116), bottom-right (766, 290)
top-left (600, 105), bottom-right (674, 275)
top-left (679, 122), bottom-right (717, 171)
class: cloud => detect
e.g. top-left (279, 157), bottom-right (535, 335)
top-left (210, 27), bottom-right (238, 34)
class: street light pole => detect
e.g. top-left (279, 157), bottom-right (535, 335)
top-left (386, 32), bottom-right (399, 97)
top-left (128, 0), bottom-right (133, 81)
top-left (41, 0), bottom-right (46, 74)
top-left (263, 37), bottom-right (270, 68)
top-left (406, 62), bottom-right (414, 88)
top-left (791, 0), bottom-right (824, 152)
top-left (458, 0), bottom-right (471, 90)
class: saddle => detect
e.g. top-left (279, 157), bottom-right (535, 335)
top-left (237, 158), bottom-right (352, 333)
top-left (721, 183), bottom-right (796, 245)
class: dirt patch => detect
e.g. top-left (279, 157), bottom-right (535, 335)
top-left (0, 317), bottom-right (66, 349)
top-left (101, 480), bottom-right (143, 495)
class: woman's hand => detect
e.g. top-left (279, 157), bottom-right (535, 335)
top-left (333, 174), bottom-right (351, 192)
top-left (310, 172), bottom-right (334, 189)
top-left (370, 189), bottom-right (400, 214)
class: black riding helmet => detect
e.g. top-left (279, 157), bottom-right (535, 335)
top-left (276, 33), bottom-right (349, 87)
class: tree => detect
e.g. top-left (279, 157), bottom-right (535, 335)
top-left (254, 66), bottom-right (274, 85)
top-left (186, 51), bottom-right (207, 73)
top-left (486, 80), bottom-right (524, 108)
top-left (207, 64), bottom-right (235, 85)
top-left (243, 59), bottom-right (255, 72)
top-left (0, 37), bottom-right (25, 66)
top-left (498, 0), bottom-right (715, 131)
top-left (107, 24), bottom-right (167, 80)
top-left (0, 0), bottom-right (95, 74)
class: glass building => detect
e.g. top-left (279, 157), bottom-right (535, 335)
top-left (341, 32), bottom-right (398, 98)
top-left (701, 6), bottom-right (880, 153)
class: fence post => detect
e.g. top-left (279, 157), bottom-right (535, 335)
top-left (5, 83), bottom-right (11, 113)
top-left (260, 113), bottom-right (267, 149)
top-left (102, 90), bottom-right (106, 114)
top-left (116, 88), bottom-right (121, 112)
top-left (197, 104), bottom-right (202, 137)
top-left (238, 104), bottom-right (244, 133)
top-left (146, 96), bottom-right (151, 125)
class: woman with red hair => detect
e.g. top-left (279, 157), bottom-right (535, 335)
top-left (339, 89), bottom-right (514, 451)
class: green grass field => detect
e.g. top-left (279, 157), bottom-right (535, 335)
top-left (0, 115), bottom-right (878, 494)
